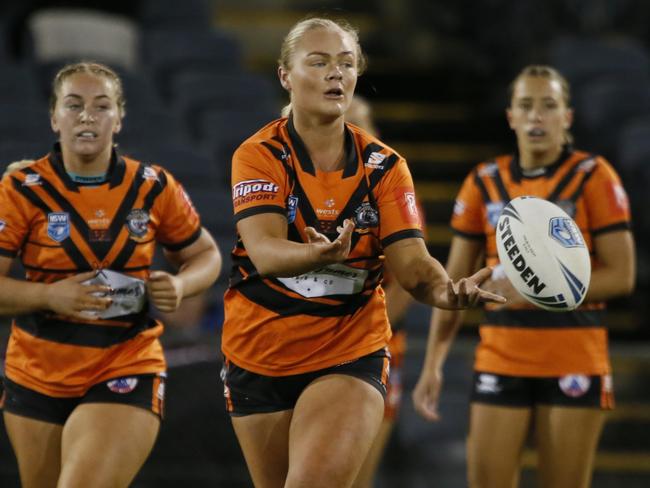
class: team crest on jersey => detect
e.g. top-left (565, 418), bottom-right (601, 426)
top-left (354, 202), bottom-right (379, 229)
top-left (106, 377), bottom-right (139, 394)
top-left (365, 152), bottom-right (386, 169)
top-left (286, 195), bottom-right (298, 223)
top-left (486, 201), bottom-right (505, 228)
top-left (126, 209), bottom-right (150, 239)
top-left (47, 212), bottom-right (70, 242)
top-left (558, 374), bottom-right (590, 398)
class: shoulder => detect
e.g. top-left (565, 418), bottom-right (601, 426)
top-left (569, 149), bottom-right (617, 176)
top-left (347, 123), bottom-right (404, 162)
top-left (471, 154), bottom-right (510, 178)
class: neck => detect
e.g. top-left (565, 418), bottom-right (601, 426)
top-left (292, 112), bottom-right (346, 172)
top-left (60, 144), bottom-right (113, 176)
top-left (519, 144), bottom-right (564, 170)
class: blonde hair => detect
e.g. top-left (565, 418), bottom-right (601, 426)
top-left (509, 64), bottom-right (573, 144)
top-left (49, 61), bottom-right (126, 117)
top-left (278, 16), bottom-right (367, 74)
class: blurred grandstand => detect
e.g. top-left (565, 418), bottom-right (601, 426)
top-left (0, 1), bottom-right (649, 486)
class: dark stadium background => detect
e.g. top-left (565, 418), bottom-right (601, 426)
top-left (1, 1), bottom-right (649, 486)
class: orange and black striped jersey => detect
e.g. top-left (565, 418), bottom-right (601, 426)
top-left (0, 145), bottom-right (202, 396)
top-left (222, 117), bottom-right (424, 376)
top-left (452, 146), bottom-right (631, 376)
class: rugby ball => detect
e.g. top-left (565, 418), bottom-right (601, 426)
top-left (495, 196), bottom-right (591, 311)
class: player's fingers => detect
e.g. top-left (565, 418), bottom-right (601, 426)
top-left (478, 288), bottom-right (507, 304)
top-left (469, 266), bottom-right (494, 286)
top-left (72, 271), bottom-right (98, 282)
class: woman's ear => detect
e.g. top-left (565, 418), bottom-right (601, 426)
top-left (278, 67), bottom-right (291, 92)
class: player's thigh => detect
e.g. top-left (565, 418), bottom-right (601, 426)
top-left (351, 418), bottom-right (394, 488)
top-left (3, 412), bottom-right (62, 488)
top-left (286, 374), bottom-right (385, 488)
top-left (231, 409), bottom-right (293, 488)
top-left (59, 403), bottom-right (160, 488)
top-left (467, 403), bottom-right (532, 488)
top-left (535, 405), bottom-right (606, 488)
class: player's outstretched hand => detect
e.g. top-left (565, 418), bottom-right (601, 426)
top-left (305, 219), bottom-right (355, 266)
top-left (435, 267), bottom-right (507, 310)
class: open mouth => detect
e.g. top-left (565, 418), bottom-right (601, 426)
top-left (528, 128), bottom-right (546, 137)
top-left (324, 88), bottom-right (344, 98)
top-left (76, 130), bottom-right (98, 140)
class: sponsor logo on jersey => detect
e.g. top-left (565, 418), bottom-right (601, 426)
top-left (0, 220), bottom-right (5, 232)
top-left (453, 199), bottom-right (466, 216)
top-left (126, 209), bottom-right (150, 239)
top-left (365, 152), bottom-right (386, 169)
top-left (549, 217), bottom-right (585, 248)
top-left (476, 374), bottom-right (501, 394)
top-left (558, 374), bottom-right (591, 398)
top-left (47, 212), bottom-right (70, 242)
top-left (143, 166), bottom-right (159, 181)
top-left (478, 162), bottom-right (498, 177)
top-left (395, 188), bottom-right (420, 225)
top-left (486, 201), bottom-right (505, 228)
top-left (286, 195), bottom-right (298, 223)
top-left (353, 202), bottom-right (379, 229)
top-left (232, 179), bottom-right (279, 206)
top-left (107, 377), bottom-right (139, 394)
top-left (577, 158), bottom-right (596, 173)
top-left (22, 173), bottom-right (42, 186)
top-left (316, 208), bottom-right (339, 217)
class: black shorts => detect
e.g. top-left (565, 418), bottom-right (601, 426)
top-left (0, 373), bottom-right (166, 425)
top-left (470, 371), bottom-right (614, 409)
top-left (221, 349), bottom-right (390, 416)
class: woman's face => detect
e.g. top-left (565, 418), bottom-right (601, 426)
top-left (50, 72), bottom-right (122, 158)
top-left (280, 26), bottom-right (358, 120)
top-left (507, 76), bottom-right (573, 155)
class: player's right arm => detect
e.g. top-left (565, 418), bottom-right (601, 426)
top-left (412, 236), bottom-right (484, 421)
top-left (238, 214), bottom-right (355, 277)
top-left (0, 257), bottom-right (112, 318)
top-left (0, 258), bottom-right (111, 318)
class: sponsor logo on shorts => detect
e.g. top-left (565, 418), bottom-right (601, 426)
top-left (47, 212), bottom-right (70, 242)
top-left (107, 377), bottom-right (139, 394)
top-left (476, 374), bottom-right (501, 394)
top-left (558, 374), bottom-right (591, 398)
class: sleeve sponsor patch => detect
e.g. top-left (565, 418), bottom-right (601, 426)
top-left (394, 188), bottom-right (420, 225)
top-left (232, 179), bottom-right (280, 207)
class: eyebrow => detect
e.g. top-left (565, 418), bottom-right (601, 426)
top-left (306, 51), bottom-right (354, 57)
top-left (63, 94), bottom-right (111, 100)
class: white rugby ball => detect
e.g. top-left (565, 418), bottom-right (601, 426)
top-left (495, 196), bottom-right (591, 311)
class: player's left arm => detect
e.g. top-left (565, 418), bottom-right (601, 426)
top-left (585, 229), bottom-right (635, 302)
top-left (148, 228), bottom-right (222, 313)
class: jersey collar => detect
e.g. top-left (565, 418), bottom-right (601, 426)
top-left (509, 144), bottom-right (573, 183)
top-left (48, 143), bottom-right (127, 191)
top-left (286, 115), bottom-right (358, 178)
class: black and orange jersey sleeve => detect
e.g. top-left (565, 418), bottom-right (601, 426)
top-left (231, 142), bottom-right (289, 222)
top-left (450, 167), bottom-right (486, 238)
top-left (0, 175), bottom-right (32, 257)
top-left (374, 157), bottom-right (424, 246)
top-left (152, 167), bottom-right (202, 251)
top-left (582, 157), bottom-right (631, 235)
